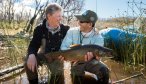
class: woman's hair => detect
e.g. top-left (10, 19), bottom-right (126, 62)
top-left (45, 3), bottom-right (63, 18)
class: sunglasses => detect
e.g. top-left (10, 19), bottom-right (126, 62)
top-left (79, 21), bottom-right (90, 23)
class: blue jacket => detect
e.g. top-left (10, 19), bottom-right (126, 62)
top-left (61, 27), bottom-right (104, 50)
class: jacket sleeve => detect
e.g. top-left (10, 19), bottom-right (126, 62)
top-left (27, 26), bottom-right (42, 56)
top-left (60, 29), bottom-right (73, 50)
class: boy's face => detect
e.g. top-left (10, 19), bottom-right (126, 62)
top-left (78, 20), bottom-right (92, 32)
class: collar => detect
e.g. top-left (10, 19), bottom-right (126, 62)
top-left (46, 21), bottom-right (60, 34)
top-left (81, 28), bottom-right (96, 37)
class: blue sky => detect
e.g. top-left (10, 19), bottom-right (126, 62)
top-left (5, 0), bottom-right (146, 19)
top-left (84, 0), bottom-right (146, 18)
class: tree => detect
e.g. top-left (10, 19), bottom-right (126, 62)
top-left (0, 0), bottom-right (85, 33)
top-left (37, 0), bottom-right (85, 26)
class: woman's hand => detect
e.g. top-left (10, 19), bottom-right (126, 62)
top-left (27, 54), bottom-right (37, 72)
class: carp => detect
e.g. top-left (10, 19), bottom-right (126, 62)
top-left (44, 44), bottom-right (112, 62)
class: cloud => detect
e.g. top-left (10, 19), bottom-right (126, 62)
top-left (14, 0), bottom-right (48, 15)
top-left (14, 2), bottom-right (35, 17)
top-left (21, 0), bottom-right (35, 6)
top-left (21, 0), bottom-right (48, 7)
top-left (0, 0), bottom-right (48, 19)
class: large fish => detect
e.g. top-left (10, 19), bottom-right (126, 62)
top-left (44, 44), bottom-right (112, 62)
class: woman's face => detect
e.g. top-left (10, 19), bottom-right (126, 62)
top-left (47, 10), bottom-right (63, 28)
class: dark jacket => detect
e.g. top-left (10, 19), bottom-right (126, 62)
top-left (27, 19), bottom-right (69, 56)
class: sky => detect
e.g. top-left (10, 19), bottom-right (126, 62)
top-left (1, 0), bottom-right (146, 19)
top-left (84, 0), bottom-right (146, 18)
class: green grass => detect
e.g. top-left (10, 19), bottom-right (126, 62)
top-left (105, 31), bottom-right (146, 68)
top-left (0, 36), bottom-right (30, 68)
top-left (0, 20), bottom-right (27, 29)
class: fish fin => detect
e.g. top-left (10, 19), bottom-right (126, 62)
top-left (70, 44), bottom-right (81, 49)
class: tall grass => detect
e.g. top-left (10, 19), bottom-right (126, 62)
top-left (104, 28), bottom-right (146, 69)
top-left (0, 20), bottom-right (30, 68)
